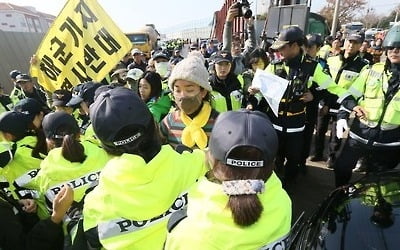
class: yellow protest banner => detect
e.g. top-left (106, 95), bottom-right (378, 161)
top-left (30, 0), bottom-right (132, 92)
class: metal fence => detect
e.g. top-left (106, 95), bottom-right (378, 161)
top-left (0, 30), bottom-right (44, 94)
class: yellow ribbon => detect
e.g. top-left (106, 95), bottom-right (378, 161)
top-left (180, 102), bottom-right (212, 149)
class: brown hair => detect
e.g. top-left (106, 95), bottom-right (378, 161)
top-left (49, 124), bottom-right (85, 163)
top-left (31, 128), bottom-right (47, 159)
top-left (210, 146), bottom-right (273, 226)
top-left (61, 134), bottom-right (86, 163)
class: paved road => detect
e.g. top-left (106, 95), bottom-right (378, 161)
top-left (288, 155), bottom-right (365, 223)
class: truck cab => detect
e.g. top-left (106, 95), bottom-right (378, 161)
top-left (126, 24), bottom-right (159, 58)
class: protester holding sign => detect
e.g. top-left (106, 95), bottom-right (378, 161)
top-left (30, 0), bottom-right (132, 92)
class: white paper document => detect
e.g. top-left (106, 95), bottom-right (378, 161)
top-left (251, 69), bottom-right (289, 117)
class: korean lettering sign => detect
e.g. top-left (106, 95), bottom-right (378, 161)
top-left (30, 0), bottom-right (132, 92)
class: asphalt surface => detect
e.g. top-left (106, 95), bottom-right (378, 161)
top-left (288, 153), bottom-right (365, 224)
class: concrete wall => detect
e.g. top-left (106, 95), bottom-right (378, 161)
top-left (0, 30), bottom-right (44, 94)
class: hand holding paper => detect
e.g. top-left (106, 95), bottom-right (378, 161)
top-left (251, 69), bottom-right (289, 117)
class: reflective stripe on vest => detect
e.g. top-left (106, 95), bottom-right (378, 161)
top-left (349, 131), bottom-right (400, 147)
top-left (259, 233), bottom-right (289, 250)
top-left (359, 118), bottom-right (400, 130)
top-left (98, 192), bottom-right (188, 240)
top-left (358, 64), bottom-right (400, 125)
top-left (327, 56), bottom-right (361, 90)
top-left (14, 169), bottom-right (39, 188)
top-left (210, 91), bottom-right (242, 112)
top-left (45, 170), bottom-right (101, 205)
top-left (237, 74), bottom-right (244, 88)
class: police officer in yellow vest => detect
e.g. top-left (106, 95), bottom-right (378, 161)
top-left (8, 70), bottom-right (25, 105)
top-left (80, 87), bottom-right (207, 249)
top-left (0, 111), bottom-right (49, 219)
top-left (318, 35), bottom-right (333, 60)
top-left (260, 26), bottom-right (353, 186)
top-left (209, 51), bottom-right (244, 112)
top-left (165, 110), bottom-right (291, 250)
top-left (26, 111), bottom-right (110, 222)
top-left (0, 84), bottom-right (13, 114)
top-left (334, 23), bottom-right (400, 187)
top-left (66, 82), bottom-right (103, 145)
top-left (316, 33), bottom-right (369, 167)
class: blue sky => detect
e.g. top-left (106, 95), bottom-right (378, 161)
top-left (6, 0), bottom-right (400, 33)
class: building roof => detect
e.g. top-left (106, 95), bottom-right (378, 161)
top-left (0, 2), bottom-right (55, 19)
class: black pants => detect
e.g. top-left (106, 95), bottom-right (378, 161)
top-left (329, 118), bottom-right (342, 159)
top-left (334, 137), bottom-right (400, 187)
top-left (276, 131), bottom-right (304, 182)
top-left (314, 111), bottom-right (331, 157)
top-left (301, 119), bottom-right (317, 165)
top-left (0, 201), bottom-right (25, 250)
top-left (314, 113), bottom-right (342, 160)
top-left (0, 199), bottom-right (63, 250)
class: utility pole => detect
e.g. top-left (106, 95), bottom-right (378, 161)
top-left (331, 0), bottom-right (340, 36)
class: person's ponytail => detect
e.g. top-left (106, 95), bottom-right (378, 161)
top-left (228, 194), bottom-right (263, 226)
top-left (211, 146), bottom-right (272, 227)
top-left (61, 134), bottom-right (86, 163)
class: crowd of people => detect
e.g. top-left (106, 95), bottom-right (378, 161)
top-left (0, 2), bottom-right (399, 248)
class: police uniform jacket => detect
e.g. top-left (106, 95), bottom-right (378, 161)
top-left (209, 73), bottom-right (244, 112)
top-left (165, 172), bottom-right (291, 250)
top-left (81, 145), bottom-right (207, 249)
top-left (28, 141), bottom-right (110, 215)
top-left (325, 52), bottom-right (369, 113)
top-left (339, 62), bottom-right (400, 147)
top-left (264, 52), bottom-right (352, 133)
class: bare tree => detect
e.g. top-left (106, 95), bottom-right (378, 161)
top-left (319, 0), bottom-right (367, 29)
top-left (379, 4), bottom-right (400, 29)
top-left (363, 8), bottom-right (381, 29)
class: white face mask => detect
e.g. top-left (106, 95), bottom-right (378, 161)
top-left (155, 62), bottom-right (169, 78)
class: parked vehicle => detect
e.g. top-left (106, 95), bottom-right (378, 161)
top-left (126, 24), bottom-right (159, 58)
top-left (341, 22), bottom-right (364, 36)
top-left (211, 0), bottom-right (330, 49)
top-left (289, 169), bottom-right (400, 249)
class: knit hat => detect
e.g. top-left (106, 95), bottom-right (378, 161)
top-left (168, 53), bottom-right (212, 92)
